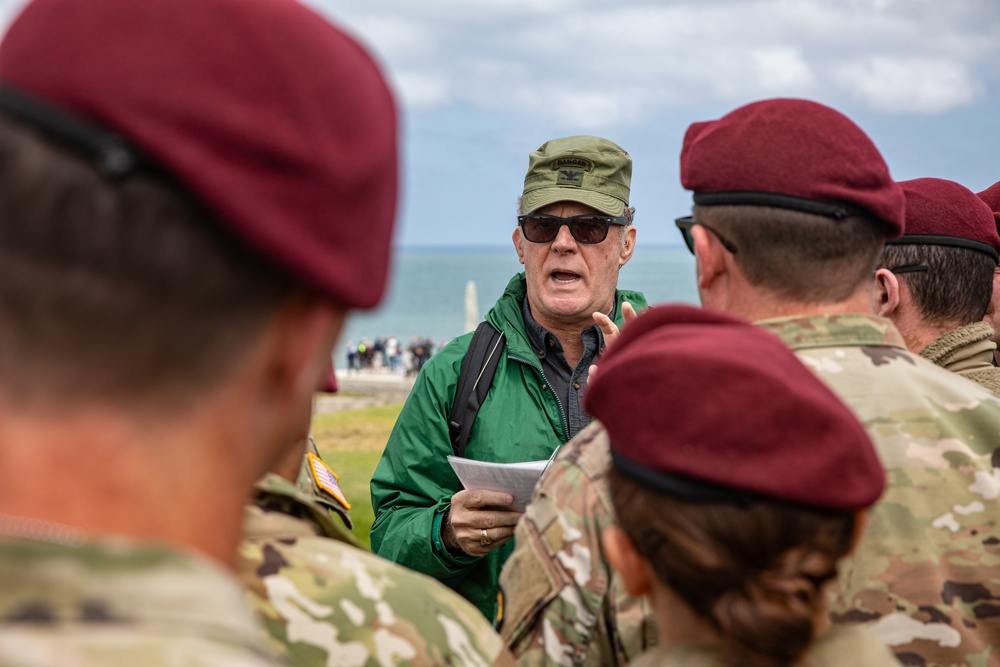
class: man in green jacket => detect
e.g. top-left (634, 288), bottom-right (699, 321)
top-left (370, 135), bottom-right (646, 621)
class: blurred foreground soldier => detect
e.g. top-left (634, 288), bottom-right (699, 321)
top-left (977, 181), bottom-right (1000, 363)
top-left (501, 99), bottom-right (1000, 666)
top-left (371, 136), bottom-right (646, 621)
top-left (594, 305), bottom-right (897, 667)
top-left (875, 178), bottom-right (1000, 392)
top-left (240, 432), bottom-right (516, 666)
top-left (0, 0), bottom-right (398, 664)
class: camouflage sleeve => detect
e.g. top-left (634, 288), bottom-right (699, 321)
top-left (498, 424), bottom-right (654, 667)
top-left (240, 531), bottom-right (515, 667)
top-left (789, 340), bottom-right (1000, 664)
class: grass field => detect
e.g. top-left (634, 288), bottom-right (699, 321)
top-left (310, 403), bottom-right (403, 550)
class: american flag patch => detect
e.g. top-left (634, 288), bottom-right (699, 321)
top-left (307, 452), bottom-right (351, 510)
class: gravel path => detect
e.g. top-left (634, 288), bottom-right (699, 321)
top-left (313, 372), bottom-right (415, 413)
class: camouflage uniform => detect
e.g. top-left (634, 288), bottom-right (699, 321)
top-left (498, 420), bottom-right (653, 667)
top-left (500, 314), bottom-right (1000, 667)
top-left (918, 321), bottom-right (1000, 395)
top-left (240, 466), bottom-right (516, 667)
top-left (628, 625), bottom-right (899, 667)
top-left (0, 538), bottom-right (281, 667)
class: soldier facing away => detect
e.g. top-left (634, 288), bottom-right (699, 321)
top-left (240, 434), bottom-right (517, 666)
top-left (874, 177), bottom-right (1000, 393)
top-left (594, 305), bottom-right (899, 667)
top-left (0, 0), bottom-right (398, 663)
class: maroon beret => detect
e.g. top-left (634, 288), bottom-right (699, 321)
top-left (680, 98), bottom-right (905, 238)
top-left (889, 178), bottom-right (1000, 262)
top-left (978, 181), bottom-right (1000, 229)
top-left (0, 0), bottom-right (398, 309)
top-left (586, 304), bottom-right (884, 511)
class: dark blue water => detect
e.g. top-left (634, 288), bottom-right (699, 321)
top-left (337, 244), bottom-right (698, 364)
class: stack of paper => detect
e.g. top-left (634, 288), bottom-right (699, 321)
top-left (446, 456), bottom-right (550, 512)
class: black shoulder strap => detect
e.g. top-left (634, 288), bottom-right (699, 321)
top-left (448, 321), bottom-right (505, 458)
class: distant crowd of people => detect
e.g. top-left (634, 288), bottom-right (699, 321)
top-left (345, 335), bottom-right (442, 376)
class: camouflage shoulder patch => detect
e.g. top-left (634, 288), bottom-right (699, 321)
top-left (307, 452), bottom-right (350, 511)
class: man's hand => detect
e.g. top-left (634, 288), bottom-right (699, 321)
top-left (442, 489), bottom-right (522, 557)
top-left (593, 301), bottom-right (638, 350)
top-left (591, 301), bottom-right (638, 380)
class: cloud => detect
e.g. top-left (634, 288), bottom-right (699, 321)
top-left (834, 57), bottom-right (984, 114)
top-left (310, 0), bottom-right (999, 127)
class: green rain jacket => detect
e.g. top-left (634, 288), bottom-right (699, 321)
top-left (370, 273), bottom-right (647, 621)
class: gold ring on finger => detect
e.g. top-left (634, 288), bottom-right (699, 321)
top-left (480, 529), bottom-right (492, 546)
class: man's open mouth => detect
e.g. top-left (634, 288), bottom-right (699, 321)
top-left (551, 271), bottom-right (580, 283)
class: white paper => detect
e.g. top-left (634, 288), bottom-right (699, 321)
top-left (447, 455), bottom-right (549, 512)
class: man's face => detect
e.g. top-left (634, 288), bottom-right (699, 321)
top-left (512, 201), bottom-right (635, 333)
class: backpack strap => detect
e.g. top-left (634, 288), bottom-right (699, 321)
top-left (448, 321), bottom-right (505, 458)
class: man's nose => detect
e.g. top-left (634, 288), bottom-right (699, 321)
top-left (551, 223), bottom-right (577, 251)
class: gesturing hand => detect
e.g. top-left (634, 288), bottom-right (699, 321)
top-left (442, 488), bottom-right (523, 557)
top-left (591, 300), bottom-right (638, 380)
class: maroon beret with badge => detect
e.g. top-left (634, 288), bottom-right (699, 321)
top-left (978, 181), bottom-right (1000, 228)
top-left (680, 98), bottom-right (905, 238)
top-left (889, 178), bottom-right (1000, 262)
top-left (0, 0), bottom-right (398, 309)
top-left (585, 304), bottom-right (884, 511)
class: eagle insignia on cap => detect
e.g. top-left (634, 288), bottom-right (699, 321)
top-left (307, 452), bottom-right (351, 511)
top-left (558, 169), bottom-right (584, 186)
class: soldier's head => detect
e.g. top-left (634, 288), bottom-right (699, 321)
top-left (874, 178), bottom-right (999, 352)
top-left (513, 135), bottom-right (636, 333)
top-left (0, 0), bottom-right (396, 446)
top-left (676, 98), bottom-right (904, 317)
top-left (587, 305), bottom-right (883, 667)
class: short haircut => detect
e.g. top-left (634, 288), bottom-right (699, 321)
top-left (0, 117), bottom-right (298, 410)
top-left (878, 243), bottom-right (995, 328)
top-left (609, 467), bottom-right (855, 667)
top-left (695, 205), bottom-right (886, 303)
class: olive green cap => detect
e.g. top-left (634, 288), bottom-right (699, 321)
top-left (521, 135), bottom-right (631, 216)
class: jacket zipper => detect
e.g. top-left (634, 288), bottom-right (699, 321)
top-left (507, 353), bottom-right (569, 442)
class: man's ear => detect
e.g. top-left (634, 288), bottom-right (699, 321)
top-left (264, 296), bottom-right (347, 405)
top-left (618, 225), bottom-right (637, 267)
top-left (848, 509), bottom-right (870, 555)
top-left (692, 225), bottom-right (726, 291)
top-left (602, 525), bottom-right (654, 598)
top-left (873, 268), bottom-right (900, 317)
top-left (512, 227), bottom-right (525, 264)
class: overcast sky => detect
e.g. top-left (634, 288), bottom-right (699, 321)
top-left (1, 0), bottom-right (997, 247)
top-left (306, 0), bottom-right (1000, 247)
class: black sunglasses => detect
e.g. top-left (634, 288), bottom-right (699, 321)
top-left (674, 216), bottom-right (738, 254)
top-left (517, 213), bottom-right (628, 245)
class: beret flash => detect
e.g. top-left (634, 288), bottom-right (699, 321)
top-left (680, 98), bottom-right (905, 238)
top-left (586, 304), bottom-right (885, 511)
top-left (0, 0), bottom-right (398, 309)
top-left (889, 178), bottom-right (1000, 262)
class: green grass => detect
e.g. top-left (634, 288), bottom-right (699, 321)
top-left (310, 403), bottom-right (403, 550)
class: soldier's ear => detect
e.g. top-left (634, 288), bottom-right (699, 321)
top-left (692, 225), bottom-right (726, 291)
top-left (602, 525), bottom-right (653, 597)
top-left (873, 268), bottom-right (900, 317)
top-left (848, 510), bottom-right (869, 555)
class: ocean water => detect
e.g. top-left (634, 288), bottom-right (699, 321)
top-left (337, 244), bottom-right (698, 364)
